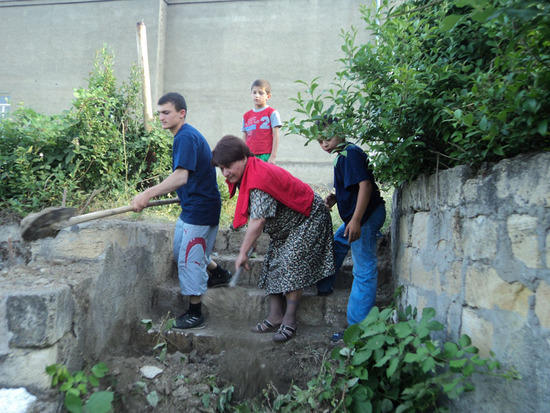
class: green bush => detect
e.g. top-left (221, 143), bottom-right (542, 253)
top-left (258, 304), bottom-right (518, 413)
top-left (0, 47), bottom-right (172, 216)
top-left (285, 0), bottom-right (550, 187)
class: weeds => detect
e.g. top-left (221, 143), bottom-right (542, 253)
top-left (243, 303), bottom-right (519, 412)
top-left (46, 362), bottom-right (114, 413)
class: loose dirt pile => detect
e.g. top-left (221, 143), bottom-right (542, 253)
top-left (103, 331), bottom-right (338, 412)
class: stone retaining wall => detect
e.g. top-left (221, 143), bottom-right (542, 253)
top-left (0, 221), bottom-right (175, 392)
top-left (392, 152), bottom-right (550, 412)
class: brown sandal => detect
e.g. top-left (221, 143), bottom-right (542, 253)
top-left (273, 324), bottom-right (297, 342)
top-left (251, 319), bottom-right (281, 333)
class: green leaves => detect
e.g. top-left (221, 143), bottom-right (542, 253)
top-left (91, 362), bottom-right (108, 378)
top-left (317, 304), bottom-right (513, 412)
top-left (146, 390), bottom-right (159, 408)
top-left (46, 362), bottom-right (114, 413)
top-left (284, 0), bottom-right (550, 188)
top-left (254, 301), bottom-right (517, 412)
top-left (86, 392), bottom-right (115, 413)
top-left (440, 14), bottom-right (463, 32)
top-left (0, 47), bottom-right (172, 216)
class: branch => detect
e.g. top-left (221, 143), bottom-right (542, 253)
top-left (391, 0), bottom-right (447, 18)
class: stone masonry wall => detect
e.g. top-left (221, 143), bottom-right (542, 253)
top-left (0, 221), bottom-right (174, 392)
top-left (392, 152), bottom-right (550, 412)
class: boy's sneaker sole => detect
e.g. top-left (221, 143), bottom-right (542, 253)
top-left (208, 279), bottom-right (231, 288)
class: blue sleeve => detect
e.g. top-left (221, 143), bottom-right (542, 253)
top-left (270, 110), bottom-right (282, 128)
top-left (172, 131), bottom-right (197, 172)
top-left (342, 146), bottom-right (372, 191)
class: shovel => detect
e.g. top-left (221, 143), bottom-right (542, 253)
top-left (228, 247), bottom-right (255, 287)
top-left (203, 247), bottom-right (254, 312)
top-left (20, 198), bottom-right (180, 241)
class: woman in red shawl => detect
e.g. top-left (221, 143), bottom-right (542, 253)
top-left (212, 135), bottom-right (335, 342)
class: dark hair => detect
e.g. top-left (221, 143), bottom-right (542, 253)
top-left (251, 79), bottom-right (271, 94)
top-left (212, 135), bottom-right (253, 166)
top-left (316, 114), bottom-right (339, 129)
top-left (158, 92), bottom-right (187, 112)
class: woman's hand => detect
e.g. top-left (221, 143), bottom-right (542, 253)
top-left (324, 193), bottom-right (336, 210)
top-left (235, 250), bottom-right (251, 271)
top-left (235, 218), bottom-right (265, 271)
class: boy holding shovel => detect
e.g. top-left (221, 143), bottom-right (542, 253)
top-left (133, 92), bottom-right (230, 329)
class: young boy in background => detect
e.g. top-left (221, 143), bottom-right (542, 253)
top-left (241, 79), bottom-right (282, 164)
top-left (316, 116), bottom-right (386, 341)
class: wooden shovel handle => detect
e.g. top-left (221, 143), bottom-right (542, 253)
top-left (63, 198), bottom-right (180, 227)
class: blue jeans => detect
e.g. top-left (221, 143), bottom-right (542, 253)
top-left (317, 204), bottom-right (386, 325)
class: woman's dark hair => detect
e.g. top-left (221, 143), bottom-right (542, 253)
top-left (212, 135), bottom-right (253, 166)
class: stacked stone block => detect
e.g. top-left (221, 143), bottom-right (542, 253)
top-left (393, 152), bottom-right (550, 412)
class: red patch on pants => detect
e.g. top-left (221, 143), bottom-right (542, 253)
top-left (185, 237), bottom-right (206, 265)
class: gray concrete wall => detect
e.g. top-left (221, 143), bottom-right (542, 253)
top-left (0, 0), bottom-right (162, 118)
top-left (1, 0), bottom-right (377, 186)
top-left (392, 152), bottom-right (550, 412)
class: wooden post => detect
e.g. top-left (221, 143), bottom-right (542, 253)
top-left (136, 21), bottom-right (153, 132)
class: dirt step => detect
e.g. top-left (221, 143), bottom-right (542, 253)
top-left (152, 283), bottom-right (349, 327)
top-left (131, 317), bottom-right (343, 401)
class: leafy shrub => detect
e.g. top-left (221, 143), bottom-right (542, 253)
top-left (0, 46), bottom-right (172, 216)
top-left (285, 0), bottom-right (550, 187)
top-left (46, 362), bottom-right (114, 413)
top-left (260, 305), bottom-right (518, 412)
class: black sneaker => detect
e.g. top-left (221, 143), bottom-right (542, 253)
top-left (174, 313), bottom-right (205, 330)
top-left (207, 266), bottom-right (232, 288)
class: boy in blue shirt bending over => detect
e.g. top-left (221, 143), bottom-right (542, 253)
top-left (316, 116), bottom-right (386, 341)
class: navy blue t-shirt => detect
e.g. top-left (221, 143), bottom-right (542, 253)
top-left (172, 123), bottom-right (221, 226)
top-left (334, 143), bottom-right (384, 225)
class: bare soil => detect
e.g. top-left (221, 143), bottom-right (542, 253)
top-left (103, 327), bottom-right (340, 412)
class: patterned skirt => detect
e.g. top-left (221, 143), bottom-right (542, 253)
top-left (258, 194), bottom-right (335, 294)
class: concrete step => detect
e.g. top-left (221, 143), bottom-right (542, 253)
top-left (135, 316), bottom-right (340, 357)
top-left (212, 229), bottom-right (271, 255)
top-left (206, 253), bottom-right (354, 290)
top-left (160, 229), bottom-right (355, 331)
top-left (154, 228), bottom-right (393, 336)
top-left (152, 282), bottom-right (349, 327)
